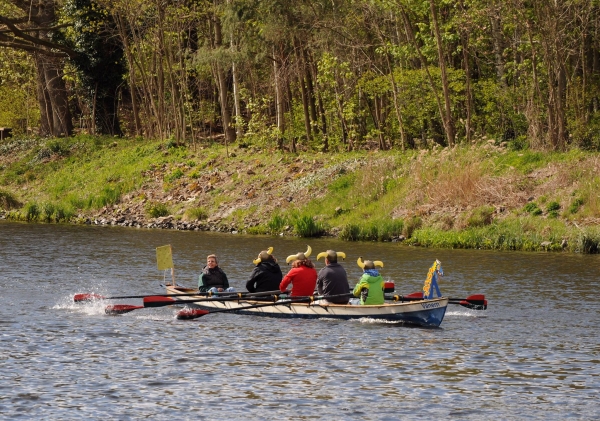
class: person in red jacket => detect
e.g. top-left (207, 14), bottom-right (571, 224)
top-left (280, 245), bottom-right (317, 297)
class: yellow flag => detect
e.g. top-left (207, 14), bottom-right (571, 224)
top-left (156, 245), bottom-right (174, 270)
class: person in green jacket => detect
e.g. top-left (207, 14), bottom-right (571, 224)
top-left (352, 257), bottom-right (385, 305)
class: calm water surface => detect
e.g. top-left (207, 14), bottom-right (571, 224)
top-left (1, 221), bottom-right (598, 420)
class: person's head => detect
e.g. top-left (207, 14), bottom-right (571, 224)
top-left (357, 256), bottom-right (384, 271)
top-left (316, 250), bottom-right (346, 265)
top-left (253, 247), bottom-right (275, 265)
top-left (206, 254), bottom-right (218, 268)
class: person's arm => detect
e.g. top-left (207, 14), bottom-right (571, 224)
top-left (316, 269), bottom-right (325, 295)
top-left (352, 277), bottom-right (366, 297)
top-left (280, 268), bottom-right (295, 292)
top-left (222, 270), bottom-right (229, 289)
top-left (245, 267), bottom-right (259, 292)
top-left (198, 273), bottom-right (209, 292)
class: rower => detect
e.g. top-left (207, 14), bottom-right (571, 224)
top-left (316, 250), bottom-right (350, 304)
top-left (246, 247), bottom-right (283, 294)
top-left (199, 254), bottom-right (235, 293)
top-left (352, 257), bottom-right (385, 305)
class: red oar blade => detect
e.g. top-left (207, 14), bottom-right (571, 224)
top-left (176, 308), bottom-right (209, 320)
top-left (74, 293), bottom-right (105, 302)
top-left (143, 296), bottom-right (177, 307)
top-left (458, 299), bottom-right (488, 310)
top-left (105, 304), bottom-right (144, 315)
top-left (405, 292), bottom-right (424, 299)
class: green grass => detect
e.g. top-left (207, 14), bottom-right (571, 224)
top-left (185, 206), bottom-right (208, 221)
top-left (2, 135), bottom-right (600, 253)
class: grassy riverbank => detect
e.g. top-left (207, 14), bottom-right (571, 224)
top-left (1, 135), bottom-right (599, 253)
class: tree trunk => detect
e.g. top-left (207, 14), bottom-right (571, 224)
top-left (213, 13), bottom-right (236, 149)
top-left (273, 45), bottom-right (285, 149)
top-left (430, 0), bottom-right (455, 146)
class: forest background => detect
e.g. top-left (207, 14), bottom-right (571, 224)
top-left (1, 0), bottom-right (600, 253)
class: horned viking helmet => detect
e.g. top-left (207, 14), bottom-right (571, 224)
top-left (286, 245), bottom-right (312, 264)
top-left (253, 247), bottom-right (274, 265)
top-left (357, 256), bottom-right (384, 270)
top-left (316, 250), bottom-right (346, 262)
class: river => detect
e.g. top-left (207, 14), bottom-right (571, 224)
top-left (0, 221), bottom-right (598, 420)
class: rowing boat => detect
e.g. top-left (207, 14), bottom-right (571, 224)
top-left (164, 285), bottom-right (449, 327)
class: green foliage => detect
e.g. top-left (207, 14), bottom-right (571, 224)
top-left (41, 202), bottom-right (74, 222)
top-left (339, 224), bottom-right (361, 241)
top-left (546, 201), bottom-right (560, 218)
top-left (185, 206), bottom-right (208, 221)
top-left (0, 189), bottom-right (21, 210)
top-left (569, 198), bottom-right (584, 214)
top-left (267, 213), bottom-right (288, 234)
top-left (292, 215), bottom-right (325, 237)
top-left (90, 185), bottom-right (122, 208)
top-left (60, 0), bottom-right (126, 135)
top-left (339, 219), bottom-right (403, 241)
top-left (524, 202), bottom-right (542, 216)
top-left (466, 206), bottom-right (495, 227)
top-left (328, 173), bottom-right (355, 192)
top-left (24, 202), bottom-right (40, 221)
top-left (145, 202), bottom-right (170, 218)
top-left (577, 229), bottom-right (600, 254)
top-left (403, 216), bottom-right (422, 238)
top-left (165, 168), bottom-right (184, 182)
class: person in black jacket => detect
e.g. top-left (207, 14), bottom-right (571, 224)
top-left (199, 254), bottom-right (234, 293)
top-left (246, 247), bottom-right (283, 293)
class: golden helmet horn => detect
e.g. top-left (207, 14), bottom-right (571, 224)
top-left (357, 257), bottom-right (384, 269)
top-left (253, 246), bottom-right (274, 265)
top-left (357, 256), bottom-right (365, 269)
top-left (286, 245), bottom-right (312, 264)
top-left (318, 250), bottom-right (346, 261)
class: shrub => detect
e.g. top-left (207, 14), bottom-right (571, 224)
top-left (42, 202), bottom-right (56, 222)
top-left (578, 230), bottom-right (600, 254)
top-left (524, 202), bottom-right (542, 216)
top-left (146, 202), bottom-right (170, 218)
top-left (546, 201), bottom-right (560, 212)
top-left (185, 206), bottom-right (208, 221)
top-left (339, 224), bottom-right (360, 241)
top-left (267, 214), bottom-right (288, 234)
top-left (165, 168), bottom-right (184, 182)
top-left (403, 216), bottom-right (422, 238)
top-left (293, 215), bottom-right (325, 237)
top-left (569, 198), bottom-right (584, 214)
top-left (466, 206), bottom-right (495, 227)
top-left (24, 202), bottom-right (40, 221)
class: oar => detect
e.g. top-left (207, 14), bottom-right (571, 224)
top-left (142, 292), bottom-right (289, 308)
top-left (105, 304), bottom-right (145, 315)
top-left (386, 293), bottom-right (488, 310)
top-left (176, 293), bottom-right (355, 320)
top-left (76, 289), bottom-right (283, 303)
top-left (104, 290), bottom-right (291, 315)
